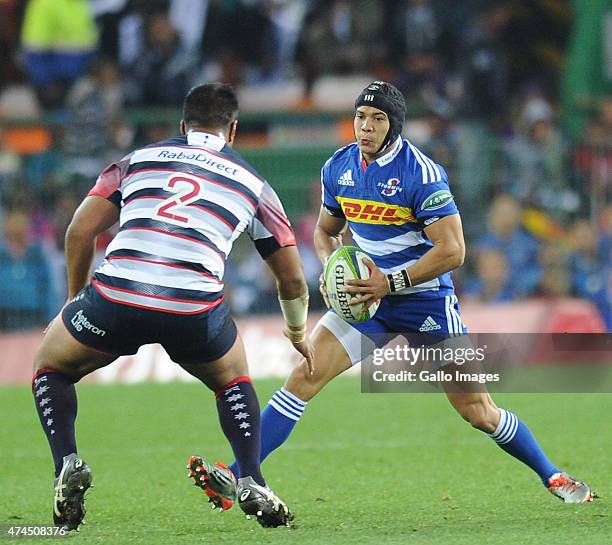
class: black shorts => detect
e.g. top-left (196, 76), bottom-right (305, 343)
top-left (61, 284), bottom-right (237, 364)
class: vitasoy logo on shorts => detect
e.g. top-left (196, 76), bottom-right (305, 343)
top-left (71, 310), bottom-right (106, 336)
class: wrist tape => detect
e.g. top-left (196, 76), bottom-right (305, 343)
top-left (279, 294), bottom-right (309, 340)
top-left (386, 269), bottom-right (412, 293)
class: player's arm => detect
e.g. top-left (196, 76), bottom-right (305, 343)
top-left (265, 246), bottom-right (310, 332)
top-left (314, 206), bottom-right (347, 307)
top-left (265, 246), bottom-right (309, 299)
top-left (65, 196), bottom-right (119, 299)
top-left (249, 183), bottom-right (315, 371)
top-left (346, 214), bottom-right (465, 307)
top-left (264, 246), bottom-right (315, 374)
top-left (402, 214), bottom-right (465, 285)
top-left (314, 206), bottom-right (347, 265)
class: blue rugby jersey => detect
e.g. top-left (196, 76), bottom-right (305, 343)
top-left (87, 131), bottom-right (295, 314)
top-left (322, 137), bottom-right (459, 298)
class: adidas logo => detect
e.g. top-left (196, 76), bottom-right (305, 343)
top-left (337, 169), bottom-right (354, 186)
top-left (419, 316), bottom-right (442, 332)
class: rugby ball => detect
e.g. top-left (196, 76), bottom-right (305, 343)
top-left (324, 245), bottom-right (380, 323)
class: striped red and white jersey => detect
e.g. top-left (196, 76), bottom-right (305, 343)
top-left (87, 131), bottom-right (296, 314)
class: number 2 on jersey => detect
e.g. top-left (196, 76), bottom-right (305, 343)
top-left (155, 174), bottom-right (202, 225)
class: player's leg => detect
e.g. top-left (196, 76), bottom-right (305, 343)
top-left (257, 319), bottom-right (352, 463)
top-left (228, 311), bottom-right (374, 478)
top-left (179, 332), bottom-right (265, 488)
top-left (419, 296), bottom-right (563, 481)
top-left (34, 285), bottom-right (149, 529)
top-left (444, 386), bottom-right (592, 502)
top-left (33, 313), bottom-right (116, 529)
top-left (33, 286), bottom-right (125, 474)
top-left (417, 294), bottom-right (591, 503)
top-left (284, 314), bottom-right (356, 400)
top-left (33, 314), bottom-right (116, 473)
top-left (178, 331), bottom-right (293, 526)
top-left (444, 386), bottom-right (559, 478)
top-left (168, 300), bottom-right (293, 524)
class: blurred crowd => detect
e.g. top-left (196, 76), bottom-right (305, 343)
top-left (0, 0), bottom-right (610, 331)
top-left (0, 1), bottom-right (580, 112)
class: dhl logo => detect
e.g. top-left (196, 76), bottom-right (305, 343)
top-left (336, 197), bottom-right (417, 225)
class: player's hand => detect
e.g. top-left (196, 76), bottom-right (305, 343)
top-left (318, 272), bottom-right (331, 308)
top-left (344, 256), bottom-right (390, 311)
top-left (295, 336), bottom-right (315, 375)
top-left (284, 328), bottom-right (315, 374)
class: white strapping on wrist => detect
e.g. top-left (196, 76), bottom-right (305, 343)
top-left (279, 294), bottom-right (309, 329)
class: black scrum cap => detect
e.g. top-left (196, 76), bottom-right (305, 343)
top-left (355, 81), bottom-right (407, 152)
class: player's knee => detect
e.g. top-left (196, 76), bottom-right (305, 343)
top-left (32, 359), bottom-right (70, 382)
top-left (33, 351), bottom-right (83, 382)
top-left (284, 358), bottom-right (324, 402)
top-left (457, 401), bottom-right (497, 432)
top-left (33, 349), bottom-right (58, 374)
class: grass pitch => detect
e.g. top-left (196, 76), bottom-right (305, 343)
top-left (1, 378), bottom-right (610, 544)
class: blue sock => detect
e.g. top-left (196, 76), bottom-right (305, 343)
top-left (230, 388), bottom-right (306, 477)
top-left (488, 408), bottom-right (560, 485)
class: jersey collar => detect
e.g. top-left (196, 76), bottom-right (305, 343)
top-left (357, 136), bottom-right (403, 170)
top-left (375, 136), bottom-right (403, 166)
top-left (187, 130), bottom-right (226, 151)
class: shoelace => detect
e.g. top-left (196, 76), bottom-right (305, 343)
top-left (54, 483), bottom-right (67, 504)
top-left (257, 485), bottom-right (285, 513)
top-left (268, 491), bottom-right (288, 513)
top-left (550, 476), bottom-right (578, 494)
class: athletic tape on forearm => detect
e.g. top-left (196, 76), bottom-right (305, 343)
top-left (279, 295), bottom-right (309, 330)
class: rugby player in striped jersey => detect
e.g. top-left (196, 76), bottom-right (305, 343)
top-left (32, 83), bottom-right (313, 530)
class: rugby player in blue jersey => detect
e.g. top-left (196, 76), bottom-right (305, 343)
top-left (31, 83), bottom-right (314, 530)
top-left (229, 81), bottom-right (593, 505)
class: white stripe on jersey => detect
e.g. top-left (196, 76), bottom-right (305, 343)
top-left (351, 229), bottom-right (428, 256)
top-left (130, 146), bottom-right (264, 194)
top-left (97, 259), bottom-right (223, 292)
top-left (378, 260), bottom-right (440, 294)
top-left (122, 198), bottom-right (233, 234)
top-left (122, 174), bottom-right (168, 200)
top-left (120, 199), bottom-right (240, 257)
top-left (408, 143), bottom-right (442, 183)
top-left (415, 143), bottom-right (442, 182)
top-left (408, 143), bottom-right (428, 184)
top-left (411, 144), bottom-right (435, 183)
top-left (93, 281), bottom-right (218, 314)
top-left (106, 230), bottom-right (225, 278)
top-left (421, 148), bottom-right (442, 182)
